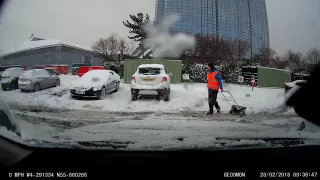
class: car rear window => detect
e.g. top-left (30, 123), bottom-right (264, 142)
top-left (20, 70), bottom-right (34, 77)
top-left (138, 68), bottom-right (161, 75)
top-left (37, 70), bottom-right (50, 77)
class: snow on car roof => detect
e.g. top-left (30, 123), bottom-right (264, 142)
top-left (82, 70), bottom-right (113, 79)
top-left (3, 67), bottom-right (22, 71)
top-left (138, 64), bottom-right (165, 69)
top-left (286, 80), bottom-right (307, 87)
top-left (74, 70), bottom-right (112, 87)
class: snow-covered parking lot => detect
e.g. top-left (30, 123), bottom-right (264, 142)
top-left (1, 74), bottom-right (320, 150)
top-left (1, 74), bottom-right (287, 114)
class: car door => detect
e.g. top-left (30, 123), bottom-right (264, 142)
top-left (33, 71), bottom-right (45, 89)
top-left (39, 70), bottom-right (51, 89)
top-left (108, 71), bottom-right (115, 92)
top-left (47, 69), bottom-right (57, 86)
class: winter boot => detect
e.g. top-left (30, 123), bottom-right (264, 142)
top-left (206, 112), bottom-right (214, 115)
top-left (216, 107), bottom-right (221, 114)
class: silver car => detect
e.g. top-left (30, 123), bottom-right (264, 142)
top-left (1, 67), bottom-right (24, 90)
top-left (18, 69), bottom-right (60, 92)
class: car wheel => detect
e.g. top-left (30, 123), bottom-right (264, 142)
top-left (114, 82), bottom-right (119, 92)
top-left (163, 89), bottom-right (170, 101)
top-left (163, 93), bottom-right (170, 101)
top-left (131, 94), bottom-right (138, 101)
top-left (97, 86), bottom-right (106, 100)
top-left (34, 83), bottom-right (40, 92)
top-left (10, 82), bottom-right (16, 90)
top-left (55, 80), bottom-right (60, 87)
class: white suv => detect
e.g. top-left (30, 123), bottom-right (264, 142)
top-left (131, 64), bottom-right (171, 101)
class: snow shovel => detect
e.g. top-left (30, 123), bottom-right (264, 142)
top-left (221, 91), bottom-right (247, 117)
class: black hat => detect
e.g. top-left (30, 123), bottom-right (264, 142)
top-left (208, 63), bottom-right (215, 69)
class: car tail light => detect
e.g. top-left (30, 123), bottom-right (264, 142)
top-left (132, 89), bottom-right (136, 94)
top-left (161, 89), bottom-right (165, 94)
top-left (161, 77), bottom-right (167, 83)
top-left (132, 76), bottom-right (136, 82)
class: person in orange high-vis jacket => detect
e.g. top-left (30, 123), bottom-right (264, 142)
top-left (207, 63), bottom-right (224, 115)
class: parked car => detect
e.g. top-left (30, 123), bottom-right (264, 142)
top-left (71, 63), bottom-right (91, 75)
top-left (131, 64), bottom-right (171, 101)
top-left (18, 69), bottom-right (60, 92)
top-left (1, 67), bottom-right (24, 90)
top-left (45, 67), bottom-right (60, 76)
top-left (285, 80), bottom-right (307, 93)
top-left (0, 65), bottom-right (22, 81)
top-left (34, 64), bottom-right (68, 75)
top-left (70, 70), bottom-right (120, 100)
top-left (76, 66), bottom-right (105, 77)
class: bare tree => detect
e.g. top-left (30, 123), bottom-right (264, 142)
top-left (106, 34), bottom-right (119, 56)
top-left (298, 57), bottom-right (309, 73)
top-left (185, 36), bottom-right (235, 65)
top-left (228, 39), bottom-right (251, 66)
top-left (253, 48), bottom-right (278, 67)
top-left (305, 48), bottom-right (320, 64)
top-left (281, 50), bottom-right (302, 71)
top-left (92, 34), bottom-right (130, 62)
top-left (118, 37), bottom-right (129, 54)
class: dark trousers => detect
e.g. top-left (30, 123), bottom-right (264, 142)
top-left (208, 90), bottom-right (220, 114)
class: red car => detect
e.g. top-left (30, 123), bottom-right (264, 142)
top-left (76, 66), bottom-right (105, 77)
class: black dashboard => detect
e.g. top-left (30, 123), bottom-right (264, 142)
top-left (1, 136), bottom-right (319, 178)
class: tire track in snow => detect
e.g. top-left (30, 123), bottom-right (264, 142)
top-left (8, 104), bottom-right (303, 132)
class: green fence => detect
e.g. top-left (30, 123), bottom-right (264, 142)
top-left (257, 67), bottom-right (292, 88)
top-left (124, 59), bottom-right (182, 84)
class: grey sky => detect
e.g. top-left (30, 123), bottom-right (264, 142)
top-left (0, 0), bottom-right (319, 55)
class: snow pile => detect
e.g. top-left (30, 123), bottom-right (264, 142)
top-left (143, 14), bottom-right (196, 58)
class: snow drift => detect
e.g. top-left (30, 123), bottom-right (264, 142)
top-left (143, 14), bottom-right (196, 58)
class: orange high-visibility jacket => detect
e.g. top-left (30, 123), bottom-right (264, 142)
top-left (207, 71), bottom-right (220, 90)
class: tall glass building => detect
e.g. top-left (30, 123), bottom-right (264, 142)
top-left (155, 0), bottom-right (270, 57)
